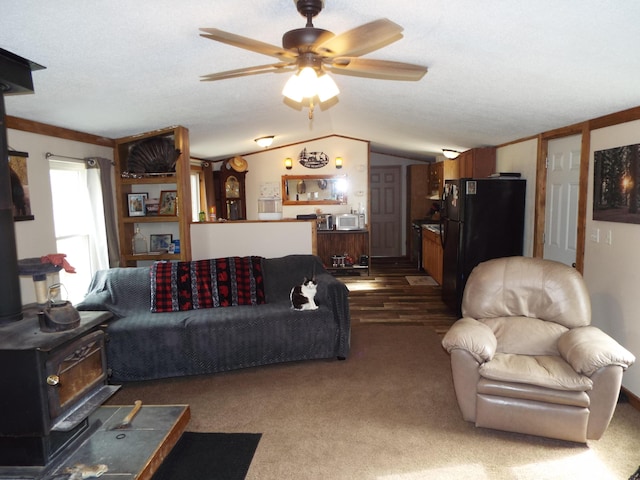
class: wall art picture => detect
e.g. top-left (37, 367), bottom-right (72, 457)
top-left (593, 143), bottom-right (640, 224)
top-left (127, 193), bottom-right (147, 217)
top-left (9, 151), bottom-right (34, 221)
top-left (159, 190), bottom-right (177, 215)
top-left (150, 234), bottom-right (173, 252)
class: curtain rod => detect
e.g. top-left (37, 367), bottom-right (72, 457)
top-left (45, 152), bottom-right (114, 166)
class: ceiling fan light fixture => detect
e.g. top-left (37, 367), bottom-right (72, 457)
top-left (316, 72), bottom-right (339, 102)
top-left (282, 72), bottom-right (304, 102)
top-left (283, 66), bottom-right (339, 104)
top-left (255, 136), bottom-right (275, 148)
top-left (442, 149), bottom-right (460, 159)
top-left (298, 66), bottom-right (319, 98)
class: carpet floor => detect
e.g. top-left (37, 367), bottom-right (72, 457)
top-left (108, 324), bottom-right (640, 480)
top-left (151, 432), bottom-right (261, 480)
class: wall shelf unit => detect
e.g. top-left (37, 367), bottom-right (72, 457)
top-left (114, 126), bottom-right (192, 267)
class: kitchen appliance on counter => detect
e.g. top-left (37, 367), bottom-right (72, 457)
top-left (317, 213), bottom-right (333, 230)
top-left (335, 213), bottom-right (365, 230)
top-left (441, 177), bottom-right (526, 316)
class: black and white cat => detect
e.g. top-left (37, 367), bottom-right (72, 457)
top-left (290, 277), bottom-right (318, 311)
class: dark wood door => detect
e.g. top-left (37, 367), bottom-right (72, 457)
top-left (370, 166), bottom-right (402, 257)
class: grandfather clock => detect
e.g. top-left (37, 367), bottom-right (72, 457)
top-left (215, 158), bottom-right (247, 220)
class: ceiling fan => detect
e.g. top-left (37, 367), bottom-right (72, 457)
top-left (200, 0), bottom-right (428, 118)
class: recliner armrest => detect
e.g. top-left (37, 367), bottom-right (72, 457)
top-left (558, 326), bottom-right (636, 376)
top-left (442, 317), bottom-right (497, 363)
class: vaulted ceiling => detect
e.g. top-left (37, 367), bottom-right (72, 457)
top-left (3, 1), bottom-right (640, 161)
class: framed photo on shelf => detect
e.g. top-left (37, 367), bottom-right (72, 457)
top-left (128, 193), bottom-right (147, 217)
top-left (159, 190), bottom-right (177, 216)
top-left (150, 234), bottom-right (173, 252)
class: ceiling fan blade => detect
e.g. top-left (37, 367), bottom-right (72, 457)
top-left (201, 62), bottom-right (296, 82)
top-left (315, 19), bottom-right (404, 58)
top-left (327, 57), bottom-right (428, 81)
top-left (200, 28), bottom-right (297, 60)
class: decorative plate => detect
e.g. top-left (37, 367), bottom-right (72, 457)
top-left (127, 137), bottom-right (181, 173)
top-left (298, 148), bottom-right (329, 169)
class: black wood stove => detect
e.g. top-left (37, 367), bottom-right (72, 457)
top-left (0, 49), bottom-right (118, 473)
top-left (0, 309), bottom-right (116, 467)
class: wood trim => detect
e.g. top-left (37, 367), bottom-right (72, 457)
top-left (533, 134), bottom-right (547, 258)
top-left (575, 123), bottom-right (590, 273)
top-left (6, 115), bottom-right (114, 148)
top-left (588, 105), bottom-right (640, 131)
top-left (623, 386), bottom-right (640, 412)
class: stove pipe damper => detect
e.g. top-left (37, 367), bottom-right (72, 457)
top-left (0, 48), bottom-right (45, 323)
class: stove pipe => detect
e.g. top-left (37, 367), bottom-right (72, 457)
top-left (0, 48), bottom-right (45, 323)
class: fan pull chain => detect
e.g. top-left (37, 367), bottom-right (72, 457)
top-left (308, 99), bottom-right (315, 120)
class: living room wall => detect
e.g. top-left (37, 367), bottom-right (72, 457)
top-left (243, 135), bottom-right (370, 221)
top-left (7, 128), bottom-right (114, 304)
top-left (495, 128), bottom-right (639, 398)
top-left (584, 119), bottom-right (640, 397)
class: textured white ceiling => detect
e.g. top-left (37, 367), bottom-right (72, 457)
top-left (3, 0), bottom-right (640, 160)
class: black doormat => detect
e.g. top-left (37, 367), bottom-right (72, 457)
top-left (151, 432), bottom-right (262, 480)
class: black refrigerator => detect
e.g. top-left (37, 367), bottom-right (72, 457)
top-left (440, 177), bottom-right (526, 316)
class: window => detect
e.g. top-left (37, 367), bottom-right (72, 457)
top-left (49, 160), bottom-right (109, 304)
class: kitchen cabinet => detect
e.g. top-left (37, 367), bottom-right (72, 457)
top-left (114, 126), bottom-right (192, 266)
top-left (317, 230), bottom-right (370, 276)
top-left (457, 147), bottom-right (496, 178)
top-left (407, 164), bottom-right (430, 263)
top-left (422, 226), bottom-right (443, 285)
top-left (429, 160), bottom-right (459, 198)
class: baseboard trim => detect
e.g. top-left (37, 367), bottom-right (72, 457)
top-left (622, 386), bottom-right (640, 411)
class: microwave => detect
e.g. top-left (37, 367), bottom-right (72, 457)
top-left (335, 213), bottom-right (365, 230)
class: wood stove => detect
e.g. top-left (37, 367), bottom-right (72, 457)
top-left (0, 308), bottom-right (116, 467)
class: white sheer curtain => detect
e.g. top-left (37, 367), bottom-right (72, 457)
top-left (49, 159), bottom-right (109, 303)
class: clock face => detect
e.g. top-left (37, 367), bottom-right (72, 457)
top-left (225, 175), bottom-right (240, 198)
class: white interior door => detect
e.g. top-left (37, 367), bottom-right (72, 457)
top-left (544, 135), bottom-right (581, 266)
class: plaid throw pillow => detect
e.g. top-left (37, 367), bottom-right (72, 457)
top-left (151, 256), bottom-right (266, 313)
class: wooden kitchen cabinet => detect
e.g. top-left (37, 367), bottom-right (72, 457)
top-left (422, 227), bottom-right (443, 285)
top-left (429, 160), bottom-right (459, 197)
top-left (317, 230), bottom-right (370, 276)
top-left (457, 147), bottom-right (496, 178)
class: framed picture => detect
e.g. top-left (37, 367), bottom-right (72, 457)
top-left (128, 193), bottom-right (147, 216)
top-left (150, 234), bottom-right (173, 252)
top-left (159, 190), bottom-right (177, 216)
top-left (9, 151), bottom-right (35, 221)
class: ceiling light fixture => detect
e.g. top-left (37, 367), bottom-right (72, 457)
top-left (255, 136), bottom-right (275, 148)
top-left (442, 149), bottom-right (461, 159)
top-left (282, 55), bottom-right (340, 120)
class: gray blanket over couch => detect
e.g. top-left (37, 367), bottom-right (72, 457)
top-left (77, 255), bottom-right (350, 382)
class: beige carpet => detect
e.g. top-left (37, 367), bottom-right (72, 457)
top-left (405, 275), bottom-right (439, 286)
top-left (108, 324), bottom-right (640, 480)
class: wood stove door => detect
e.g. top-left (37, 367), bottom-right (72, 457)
top-left (45, 330), bottom-right (107, 421)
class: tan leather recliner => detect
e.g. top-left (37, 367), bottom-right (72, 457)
top-left (441, 256), bottom-right (635, 443)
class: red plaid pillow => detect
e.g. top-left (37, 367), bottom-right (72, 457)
top-left (151, 256), bottom-right (266, 313)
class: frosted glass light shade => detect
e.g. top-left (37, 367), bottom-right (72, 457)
top-left (317, 73), bottom-right (339, 102)
top-left (282, 68), bottom-right (339, 103)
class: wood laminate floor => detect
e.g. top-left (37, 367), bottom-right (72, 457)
top-left (340, 256), bottom-right (458, 335)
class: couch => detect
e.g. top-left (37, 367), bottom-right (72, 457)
top-left (441, 256), bottom-right (635, 443)
top-left (77, 255), bottom-right (350, 382)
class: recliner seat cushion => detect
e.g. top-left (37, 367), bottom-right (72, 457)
top-left (479, 353), bottom-right (593, 391)
top-left (480, 316), bottom-right (568, 356)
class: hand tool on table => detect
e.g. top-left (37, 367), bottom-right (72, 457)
top-left (108, 400), bottom-right (142, 430)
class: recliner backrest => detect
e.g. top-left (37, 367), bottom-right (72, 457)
top-left (461, 256), bottom-right (591, 329)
